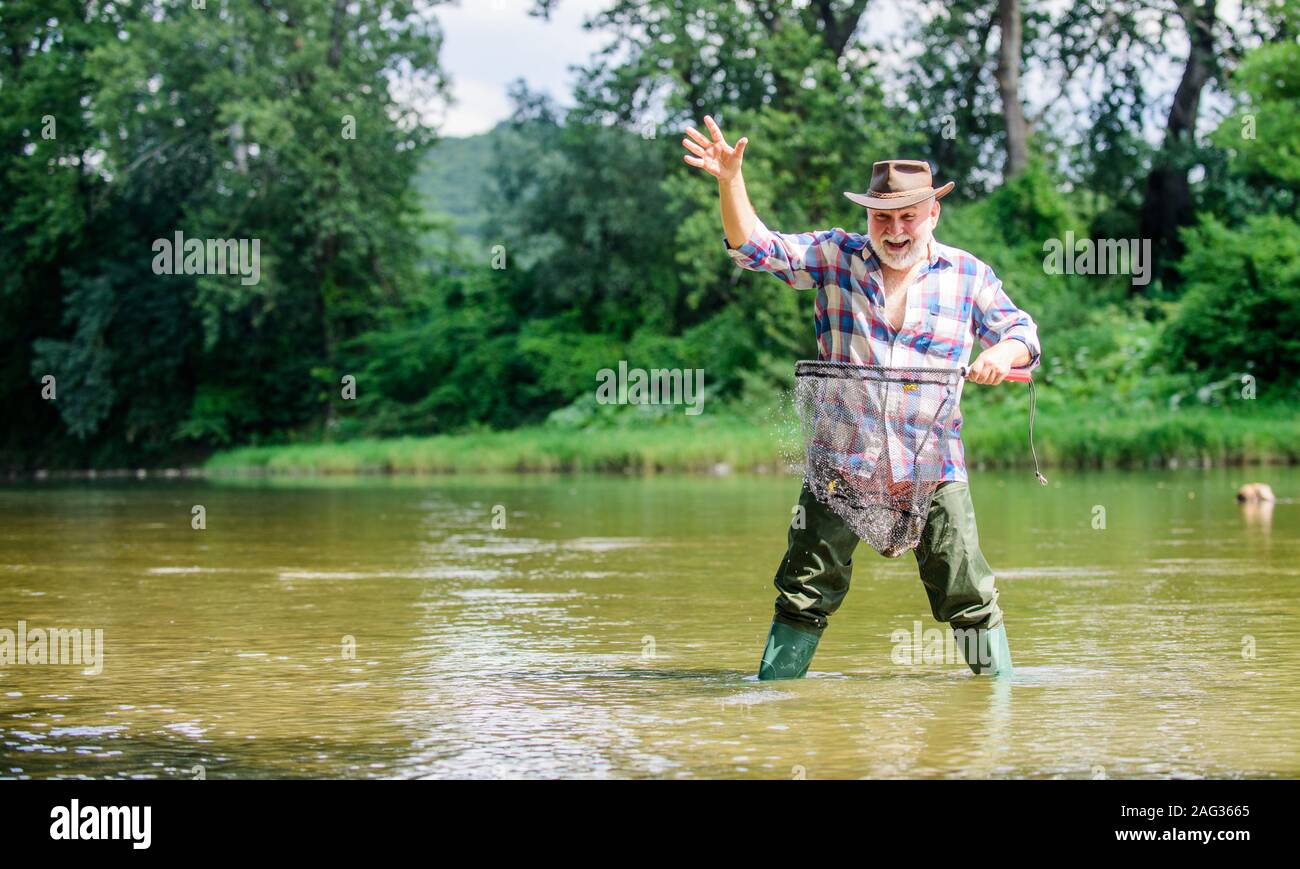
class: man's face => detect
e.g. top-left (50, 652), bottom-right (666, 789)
top-left (868, 198), bottom-right (940, 270)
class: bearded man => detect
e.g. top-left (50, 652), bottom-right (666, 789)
top-left (682, 115), bottom-right (1042, 680)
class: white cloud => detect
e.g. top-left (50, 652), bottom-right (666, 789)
top-left (434, 0), bottom-right (609, 137)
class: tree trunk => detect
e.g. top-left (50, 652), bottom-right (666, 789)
top-left (1136, 0), bottom-right (1218, 293)
top-left (996, 0), bottom-right (1029, 178)
top-left (327, 0), bottom-right (348, 69)
top-left (812, 0), bottom-right (871, 59)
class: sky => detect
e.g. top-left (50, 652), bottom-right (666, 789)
top-left (431, 0), bottom-right (611, 137)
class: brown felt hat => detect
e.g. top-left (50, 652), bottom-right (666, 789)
top-left (844, 159), bottom-right (955, 210)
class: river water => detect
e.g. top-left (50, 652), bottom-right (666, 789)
top-left (2, 468), bottom-right (1297, 778)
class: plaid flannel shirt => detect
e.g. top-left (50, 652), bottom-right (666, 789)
top-left (725, 218), bottom-right (1041, 483)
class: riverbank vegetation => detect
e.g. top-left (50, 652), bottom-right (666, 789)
top-left (204, 400), bottom-right (1300, 476)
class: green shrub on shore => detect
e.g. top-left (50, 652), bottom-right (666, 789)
top-left (205, 400), bottom-right (1300, 476)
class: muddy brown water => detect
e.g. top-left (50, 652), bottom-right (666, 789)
top-left (1, 468), bottom-right (1297, 778)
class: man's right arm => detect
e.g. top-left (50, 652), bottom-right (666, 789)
top-left (719, 171), bottom-right (758, 249)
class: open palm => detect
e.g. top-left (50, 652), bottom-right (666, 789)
top-left (682, 115), bottom-right (748, 181)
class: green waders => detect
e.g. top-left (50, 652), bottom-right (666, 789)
top-left (757, 479), bottom-right (1012, 680)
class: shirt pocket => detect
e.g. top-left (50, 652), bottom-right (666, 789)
top-left (925, 302), bottom-right (970, 346)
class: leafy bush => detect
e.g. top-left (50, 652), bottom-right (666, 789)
top-left (1159, 213), bottom-right (1300, 398)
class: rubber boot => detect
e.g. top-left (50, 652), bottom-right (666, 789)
top-left (954, 623), bottom-right (1013, 677)
top-left (757, 619), bottom-right (821, 680)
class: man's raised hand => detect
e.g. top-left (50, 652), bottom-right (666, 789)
top-left (682, 115), bottom-right (748, 182)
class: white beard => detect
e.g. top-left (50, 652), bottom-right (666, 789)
top-left (871, 217), bottom-right (936, 269)
top-left (873, 234), bottom-right (930, 270)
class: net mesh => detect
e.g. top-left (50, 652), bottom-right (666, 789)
top-left (794, 361), bottom-right (964, 558)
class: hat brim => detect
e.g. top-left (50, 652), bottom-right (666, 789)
top-left (843, 181), bottom-right (955, 211)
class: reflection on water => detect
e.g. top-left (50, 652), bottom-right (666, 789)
top-left (1241, 499), bottom-right (1274, 529)
top-left (2, 468), bottom-right (1299, 779)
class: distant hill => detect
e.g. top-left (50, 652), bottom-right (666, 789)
top-left (414, 129), bottom-right (500, 244)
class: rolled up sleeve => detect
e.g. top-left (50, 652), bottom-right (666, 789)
top-left (972, 266), bottom-right (1041, 370)
top-left (723, 218), bottom-right (849, 291)
top-left (723, 219), bottom-right (778, 269)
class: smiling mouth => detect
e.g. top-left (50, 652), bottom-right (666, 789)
top-left (884, 239), bottom-right (910, 253)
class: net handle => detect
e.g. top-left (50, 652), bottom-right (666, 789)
top-left (959, 365), bottom-right (1033, 383)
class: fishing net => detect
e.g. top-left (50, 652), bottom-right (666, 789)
top-left (793, 360), bottom-right (1045, 558)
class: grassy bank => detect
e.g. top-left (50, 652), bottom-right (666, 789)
top-left (205, 416), bottom-right (786, 475)
top-left (204, 402), bottom-right (1300, 475)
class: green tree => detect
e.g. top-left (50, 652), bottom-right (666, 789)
top-left (2, 0), bottom-right (449, 465)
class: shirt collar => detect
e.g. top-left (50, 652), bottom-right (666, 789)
top-left (926, 239), bottom-right (953, 269)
